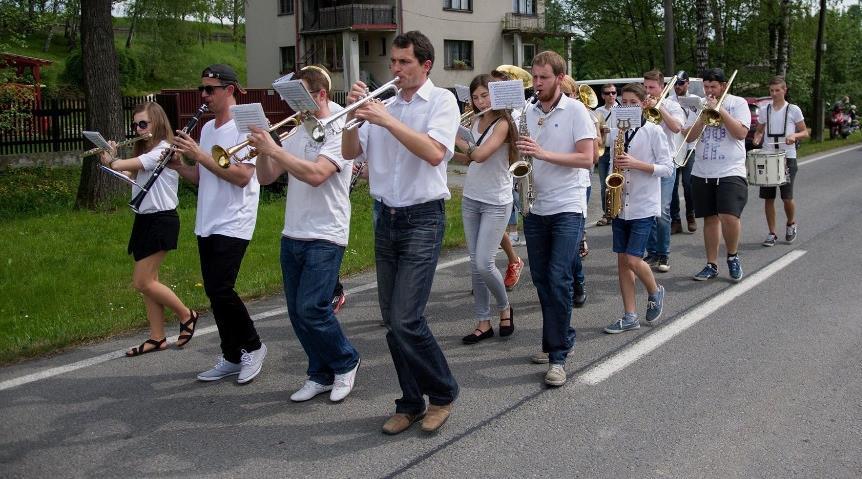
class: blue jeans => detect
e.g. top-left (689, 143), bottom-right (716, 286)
top-left (280, 237), bottom-right (359, 385)
top-left (647, 169), bottom-right (677, 257)
top-left (597, 152), bottom-right (610, 213)
top-left (524, 212), bottom-right (582, 365)
top-left (375, 199), bottom-right (459, 414)
top-left (670, 153), bottom-right (695, 220)
top-left (462, 197), bottom-right (512, 320)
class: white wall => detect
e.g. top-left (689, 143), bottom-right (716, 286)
top-left (246, 2), bottom-right (297, 88)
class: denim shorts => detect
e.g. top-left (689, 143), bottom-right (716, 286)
top-left (612, 217), bottom-right (655, 257)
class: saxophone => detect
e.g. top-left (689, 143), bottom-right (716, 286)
top-left (604, 118), bottom-right (629, 218)
top-left (510, 94), bottom-right (538, 216)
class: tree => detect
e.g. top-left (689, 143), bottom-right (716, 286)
top-left (696, 0), bottom-right (709, 75)
top-left (663, 0), bottom-right (675, 73)
top-left (74, 0), bottom-right (126, 210)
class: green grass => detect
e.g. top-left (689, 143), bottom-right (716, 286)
top-left (0, 169), bottom-right (464, 363)
top-left (796, 129), bottom-right (862, 157)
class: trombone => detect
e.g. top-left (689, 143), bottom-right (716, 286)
top-left (213, 111), bottom-right (320, 168)
top-left (672, 69), bottom-right (738, 167)
top-left (311, 78), bottom-right (400, 141)
top-left (643, 74), bottom-right (679, 124)
top-left (82, 133), bottom-right (153, 157)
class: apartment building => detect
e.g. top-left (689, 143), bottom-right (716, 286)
top-left (245, 0), bottom-right (571, 93)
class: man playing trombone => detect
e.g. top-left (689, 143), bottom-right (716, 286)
top-left (341, 31), bottom-right (459, 435)
top-left (247, 66), bottom-right (361, 403)
top-left (687, 68), bottom-right (750, 282)
top-left (170, 64), bottom-right (268, 383)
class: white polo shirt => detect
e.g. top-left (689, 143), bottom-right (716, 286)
top-left (608, 123), bottom-right (674, 220)
top-left (693, 94), bottom-right (751, 179)
top-left (195, 119), bottom-right (260, 240)
top-left (359, 79), bottom-right (458, 207)
top-left (133, 140), bottom-right (179, 214)
top-left (758, 101), bottom-right (804, 159)
top-left (282, 104), bottom-right (353, 246)
top-left (524, 94), bottom-right (596, 216)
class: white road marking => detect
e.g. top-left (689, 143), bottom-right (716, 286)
top-left (0, 256), bottom-right (470, 392)
top-left (798, 144), bottom-right (860, 166)
top-left (578, 249), bottom-right (807, 386)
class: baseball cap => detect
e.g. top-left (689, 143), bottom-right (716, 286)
top-left (676, 70), bottom-right (689, 84)
top-left (201, 64), bottom-right (246, 93)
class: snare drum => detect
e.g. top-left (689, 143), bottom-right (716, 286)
top-left (746, 149), bottom-right (788, 186)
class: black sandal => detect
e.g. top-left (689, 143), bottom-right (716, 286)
top-left (499, 307), bottom-right (515, 337)
top-left (176, 310), bottom-right (199, 348)
top-left (126, 337), bottom-right (166, 357)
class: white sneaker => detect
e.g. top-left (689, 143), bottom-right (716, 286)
top-left (237, 343), bottom-right (267, 384)
top-left (330, 358), bottom-right (360, 402)
top-left (545, 364), bottom-right (567, 387)
top-left (290, 380), bottom-right (333, 402)
top-left (197, 356), bottom-right (242, 382)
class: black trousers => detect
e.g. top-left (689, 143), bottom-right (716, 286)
top-left (198, 234), bottom-right (261, 363)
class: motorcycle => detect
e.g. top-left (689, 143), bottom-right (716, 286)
top-left (828, 104), bottom-right (851, 139)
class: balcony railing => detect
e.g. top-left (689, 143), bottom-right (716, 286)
top-left (502, 12), bottom-right (550, 34)
top-left (302, 4), bottom-right (397, 33)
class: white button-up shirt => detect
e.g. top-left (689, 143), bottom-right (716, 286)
top-left (524, 94), bottom-right (596, 216)
top-left (658, 97), bottom-right (686, 158)
top-left (359, 79), bottom-right (458, 207)
top-left (608, 122), bottom-right (674, 220)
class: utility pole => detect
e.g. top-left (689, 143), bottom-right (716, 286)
top-left (663, 0), bottom-right (675, 74)
top-left (812, 0), bottom-right (826, 141)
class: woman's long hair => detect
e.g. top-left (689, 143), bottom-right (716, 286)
top-left (469, 74), bottom-right (519, 165)
top-left (132, 102), bottom-right (173, 157)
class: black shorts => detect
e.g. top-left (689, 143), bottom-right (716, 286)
top-left (759, 158), bottom-right (798, 200)
top-left (128, 209), bottom-right (180, 261)
top-left (691, 175), bottom-right (748, 218)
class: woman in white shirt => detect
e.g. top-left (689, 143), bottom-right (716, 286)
top-left (453, 74), bottom-right (517, 344)
top-left (100, 102), bottom-right (198, 357)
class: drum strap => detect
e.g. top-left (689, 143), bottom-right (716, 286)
top-left (766, 104), bottom-right (790, 150)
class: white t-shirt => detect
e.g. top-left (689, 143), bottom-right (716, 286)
top-left (758, 101), bottom-right (804, 159)
top-left (674, 91), bottom-right (701, 152)
top-left (692, 94), bottom-right (751, 179)
top-left (195, 119), bottom-right (260, 240)
top-left (608, 123), bottom-right (674, 220)
top-left (133, 140), bottom-right (179, 214)
top-left (463, 118), bottom-right (514, 206)
top-left (281, 106), bottom-right (353, 246)
top-left (359, 79), bottom-right (457, 207)
top-left (524, 94), bottom-right (596, 216)
top-left (659, 97), bottom-right (686, 159)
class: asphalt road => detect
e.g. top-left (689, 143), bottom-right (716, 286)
top-left (1, 146), bottom-right (860, 478)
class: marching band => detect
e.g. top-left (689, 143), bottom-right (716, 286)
top-left (92, 31), bottom-right (805, 435)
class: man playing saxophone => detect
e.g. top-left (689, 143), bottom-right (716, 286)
top-left (515, 51), bottom-right (595, 387)
top-left (602, 83), bottom-right (673, 334)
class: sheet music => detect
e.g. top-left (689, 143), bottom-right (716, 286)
top-left (609, 106), bottom-right (643, 129)
top-left (454, 84), bottom-right (471, 103)
top-left (490, 80), bottom-right (526, 110)
top-left (229, 103), bottom-right (270, 134)
top-left (677, 96), bottom-right (703, 112)
top-left (272, 79), bottom-right (319, 113)
top-left (82, 131), bottom-right (110, 152)
top-left (458, 125), bottom-right (476, 147)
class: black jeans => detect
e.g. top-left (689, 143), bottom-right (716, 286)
top-left (198, 234), bottom-right (261, 363)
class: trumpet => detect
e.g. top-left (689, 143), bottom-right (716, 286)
top-left (643, 74), bottom-right (679, 124)
top-left (312, 78), bottom-right (400, 140)
top-left (213, 111), bottom-right (319, 168)
top-left (460, 102), bottom-right (474, 126)
top-left (672, 69), bottom-right (738, 167)
top-left (82, 133), bottom-right (153, 157)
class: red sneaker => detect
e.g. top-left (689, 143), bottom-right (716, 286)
top-left (504, 258), bottom-right (524, 291)
top-left (331, 292), bottom-right (347, 314)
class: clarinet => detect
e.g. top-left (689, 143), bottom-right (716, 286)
top-left (129, 104), bottom-right (208, 213)
top-left (349, 161), bottom-right (366, 193)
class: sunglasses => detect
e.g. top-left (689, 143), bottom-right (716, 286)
top-left (198, 84), bottom-right (228, 94)
top-left (602, 91), bottom-right (617, 95)
top-left (131, 120), bottom-right (150, 130)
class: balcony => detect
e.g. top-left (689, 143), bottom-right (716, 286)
top-left (502, 12), bottom-right (554, 34)
top-left (302, 4), bottom-right (397, 33)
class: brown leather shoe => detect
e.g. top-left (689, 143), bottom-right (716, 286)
top-left (670, 220), bottom-right (682, 235)
top-left (687, 215), bottom-right (697, 232)
top-left (382, 412), bottom-right (424, 435)
top-left (421, 403), bottom-right (454, 432)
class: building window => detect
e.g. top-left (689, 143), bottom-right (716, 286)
top-left (280, 46), bottom-right (296, 74)
top-left (363, 40), bottom-right (370, 57)
top-left (306, 35), bottom-right (344, 71)
top-left (444, 0), bottom-right (472, 11)
top-left (380, 37), bottom-right (387, 56)
top-left (522, 44), bottom-right (536, 67)
top-left (513, 0), bottom-right (537, 15)
top-left (444, 40), bottom-right (473, 70)
top-left (278, 0), bottom-right (294, 16)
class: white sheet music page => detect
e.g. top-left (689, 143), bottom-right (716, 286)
top-left (454, 84), bottom-right (471, 103)
top-left (489, 80), bottom-right (526, 110)
top-left (229, 103), bottom-right (269, 134)
top-left (457, 125), bottom-right (476, 147)
top-left (609, 106), bottom-right (643, 130)
top-left (82, 131), bottom-right (111, 151)
top-left (272, 79), bottom-right (319, 113)
top-left (677, 96), bottom-right (703, 112)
